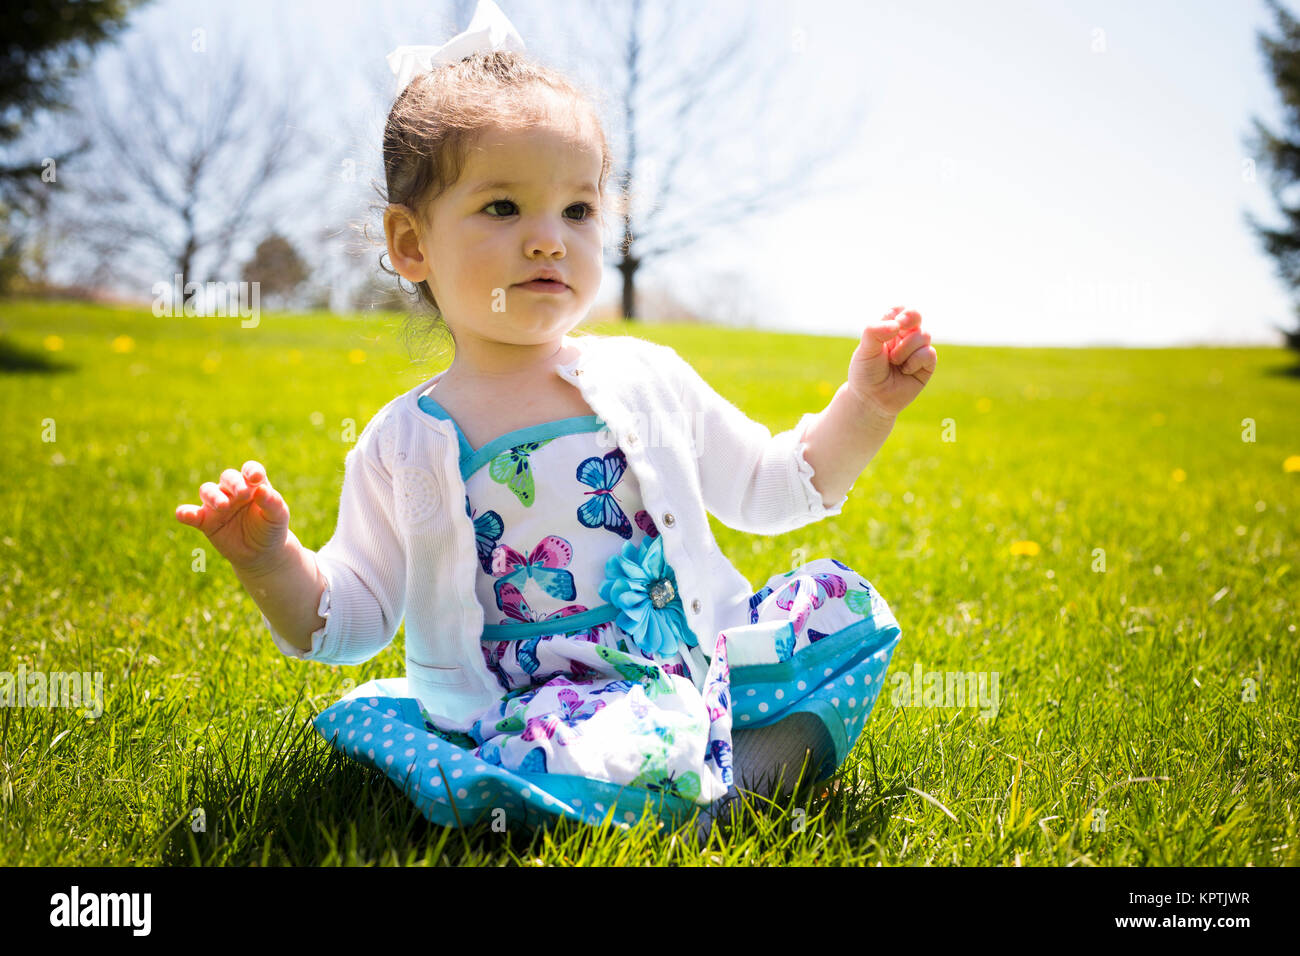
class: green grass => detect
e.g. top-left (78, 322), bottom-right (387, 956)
top-left (1, 298), bottom-right (1297, 865)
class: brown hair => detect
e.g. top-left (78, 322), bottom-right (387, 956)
top-left (372, 49), bottom-right (623, 358)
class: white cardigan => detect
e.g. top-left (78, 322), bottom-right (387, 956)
top-left (265, 332), bottom-right (851, 730)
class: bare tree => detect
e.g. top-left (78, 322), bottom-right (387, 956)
top-left (329, 0), bottom-right (869, 324)
top-left (551, 0), bottom-right (872, 322)
top-left (50, 26), bottom-right (325, 294)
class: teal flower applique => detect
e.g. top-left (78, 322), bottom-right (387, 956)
top-left (598, 533), bottom-right (696, 659)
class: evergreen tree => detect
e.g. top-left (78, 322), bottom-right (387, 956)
top-left (1246, 0), bottom-right (1300, 351)
top-left (0, 0), bottom-right (144, 201)
top-left (0, 1), bottom-right (144, 293)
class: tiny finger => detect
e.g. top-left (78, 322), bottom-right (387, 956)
top-left (200, 482), bottom-right (229, 510)
top-left (253, 482), bottom-right (285, 517)
top-left (863, 320), bottom-right (901, 347)
top-left (889, 329), bottom-right (931, 364)
top-left (220, 468), bottom-right (249, 501)
top-left (902, 346), bottom-right (937, 375)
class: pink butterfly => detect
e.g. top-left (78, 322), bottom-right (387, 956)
top-left (775, 573), bottom-right (848, 634)
top-left (491, 536), bottom-right (576, 605)
top-left (521, 714), bottom-right (563, 741)
top-left (497, 581), bottom-right (587, 625)
top-left (557, 688), bottom-right (606, 724)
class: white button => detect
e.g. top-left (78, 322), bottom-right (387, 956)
top-left (573, 368), bottom-right (583, 376)
top-left (662, 512), bottom-right (675, 527)
top-left (691, 598), bottom-right (701, 613)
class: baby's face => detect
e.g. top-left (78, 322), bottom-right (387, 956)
top-left (420, 123), bottom-right (604, 347)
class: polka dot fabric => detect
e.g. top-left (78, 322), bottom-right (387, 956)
top-left (310, 556), bottom-right (901, 832)
top-left (725, 558), bottom-right (902, 783)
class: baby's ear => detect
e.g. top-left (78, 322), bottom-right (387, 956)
top-left (384, 204), bottom-right (428, 282)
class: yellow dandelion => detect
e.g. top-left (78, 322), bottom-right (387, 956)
top-left (288, 349), bottom-right (303, 364)
top-left (817, 380), bottom-right (834, 397)
top-left (1150, 412), bottom-right (1166, 426)
top-left (1010, 540), bottom-right (1040, 556)
top-left (976, 397), bottom-right (992, 413)
top-left (44, 335), bottom-right (64, 351)
top-left (1171, 468), bottom-right (1186, 483)
top-left (1284, 455), bottom-right (1300, 473)
top-left (200, 355), bottom-right (220, 374)
top-left (348, 349), bottom-right (366, 364)
top-left (111, 335), bottom-right (134, 353)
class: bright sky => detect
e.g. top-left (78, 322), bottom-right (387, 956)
top-left (686, 0), bottom-right (1296, 346)
top-left (97, 0), bottom-right (1296, 346)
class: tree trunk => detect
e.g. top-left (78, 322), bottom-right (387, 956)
top-left (619, 254), bottom-right (640, 322)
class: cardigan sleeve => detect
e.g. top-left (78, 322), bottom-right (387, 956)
top-left (265, 430), bottom-right (406, 666)
top-left (660, 344), bottom-right (851, 535)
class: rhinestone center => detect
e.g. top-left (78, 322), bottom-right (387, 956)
top-left (649, 578), bottom-right (676, 609)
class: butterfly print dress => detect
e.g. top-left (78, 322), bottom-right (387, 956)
top-left (309, 390), bottom-right (903, 833)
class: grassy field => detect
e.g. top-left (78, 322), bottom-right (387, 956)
top-left (1, 298), bottom-right (1297, 866)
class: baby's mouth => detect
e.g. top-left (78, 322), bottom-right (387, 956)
top-left (517, 278), bottom-right (569, 292)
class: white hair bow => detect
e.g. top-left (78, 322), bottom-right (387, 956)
top-left (386, 0), bottom-right (527, 96)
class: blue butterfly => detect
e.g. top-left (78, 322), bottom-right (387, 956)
top-left (516, 636), bottom-right (544, 675)
top-left (748, 586), bottom-right (774, 624)
top-left (466, 496), bottom-right (504, 574)
top-left (590, 678), bottom-right (636, 696)
top-left (481, 641), bottom-right (515, 694)
top-left (576, 449), bottom-right (633, 539)
top-left (518, 746), bottom-right (548, 774)
top-left (708, 739), bottom-right (734, 788)
top-left (706, 683), bottom-right (730, 721)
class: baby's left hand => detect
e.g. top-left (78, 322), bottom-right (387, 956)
top-left (846, 306), bottom-right (937, 420)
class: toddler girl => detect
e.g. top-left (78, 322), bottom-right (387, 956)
top-left (174, 0), bottom-right (937, 840)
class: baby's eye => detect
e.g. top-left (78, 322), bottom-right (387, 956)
top-left (482, 199), bottom-right (596, 221)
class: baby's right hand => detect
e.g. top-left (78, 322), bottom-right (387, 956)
top-left (175, 460), bottom-right (291, 577)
